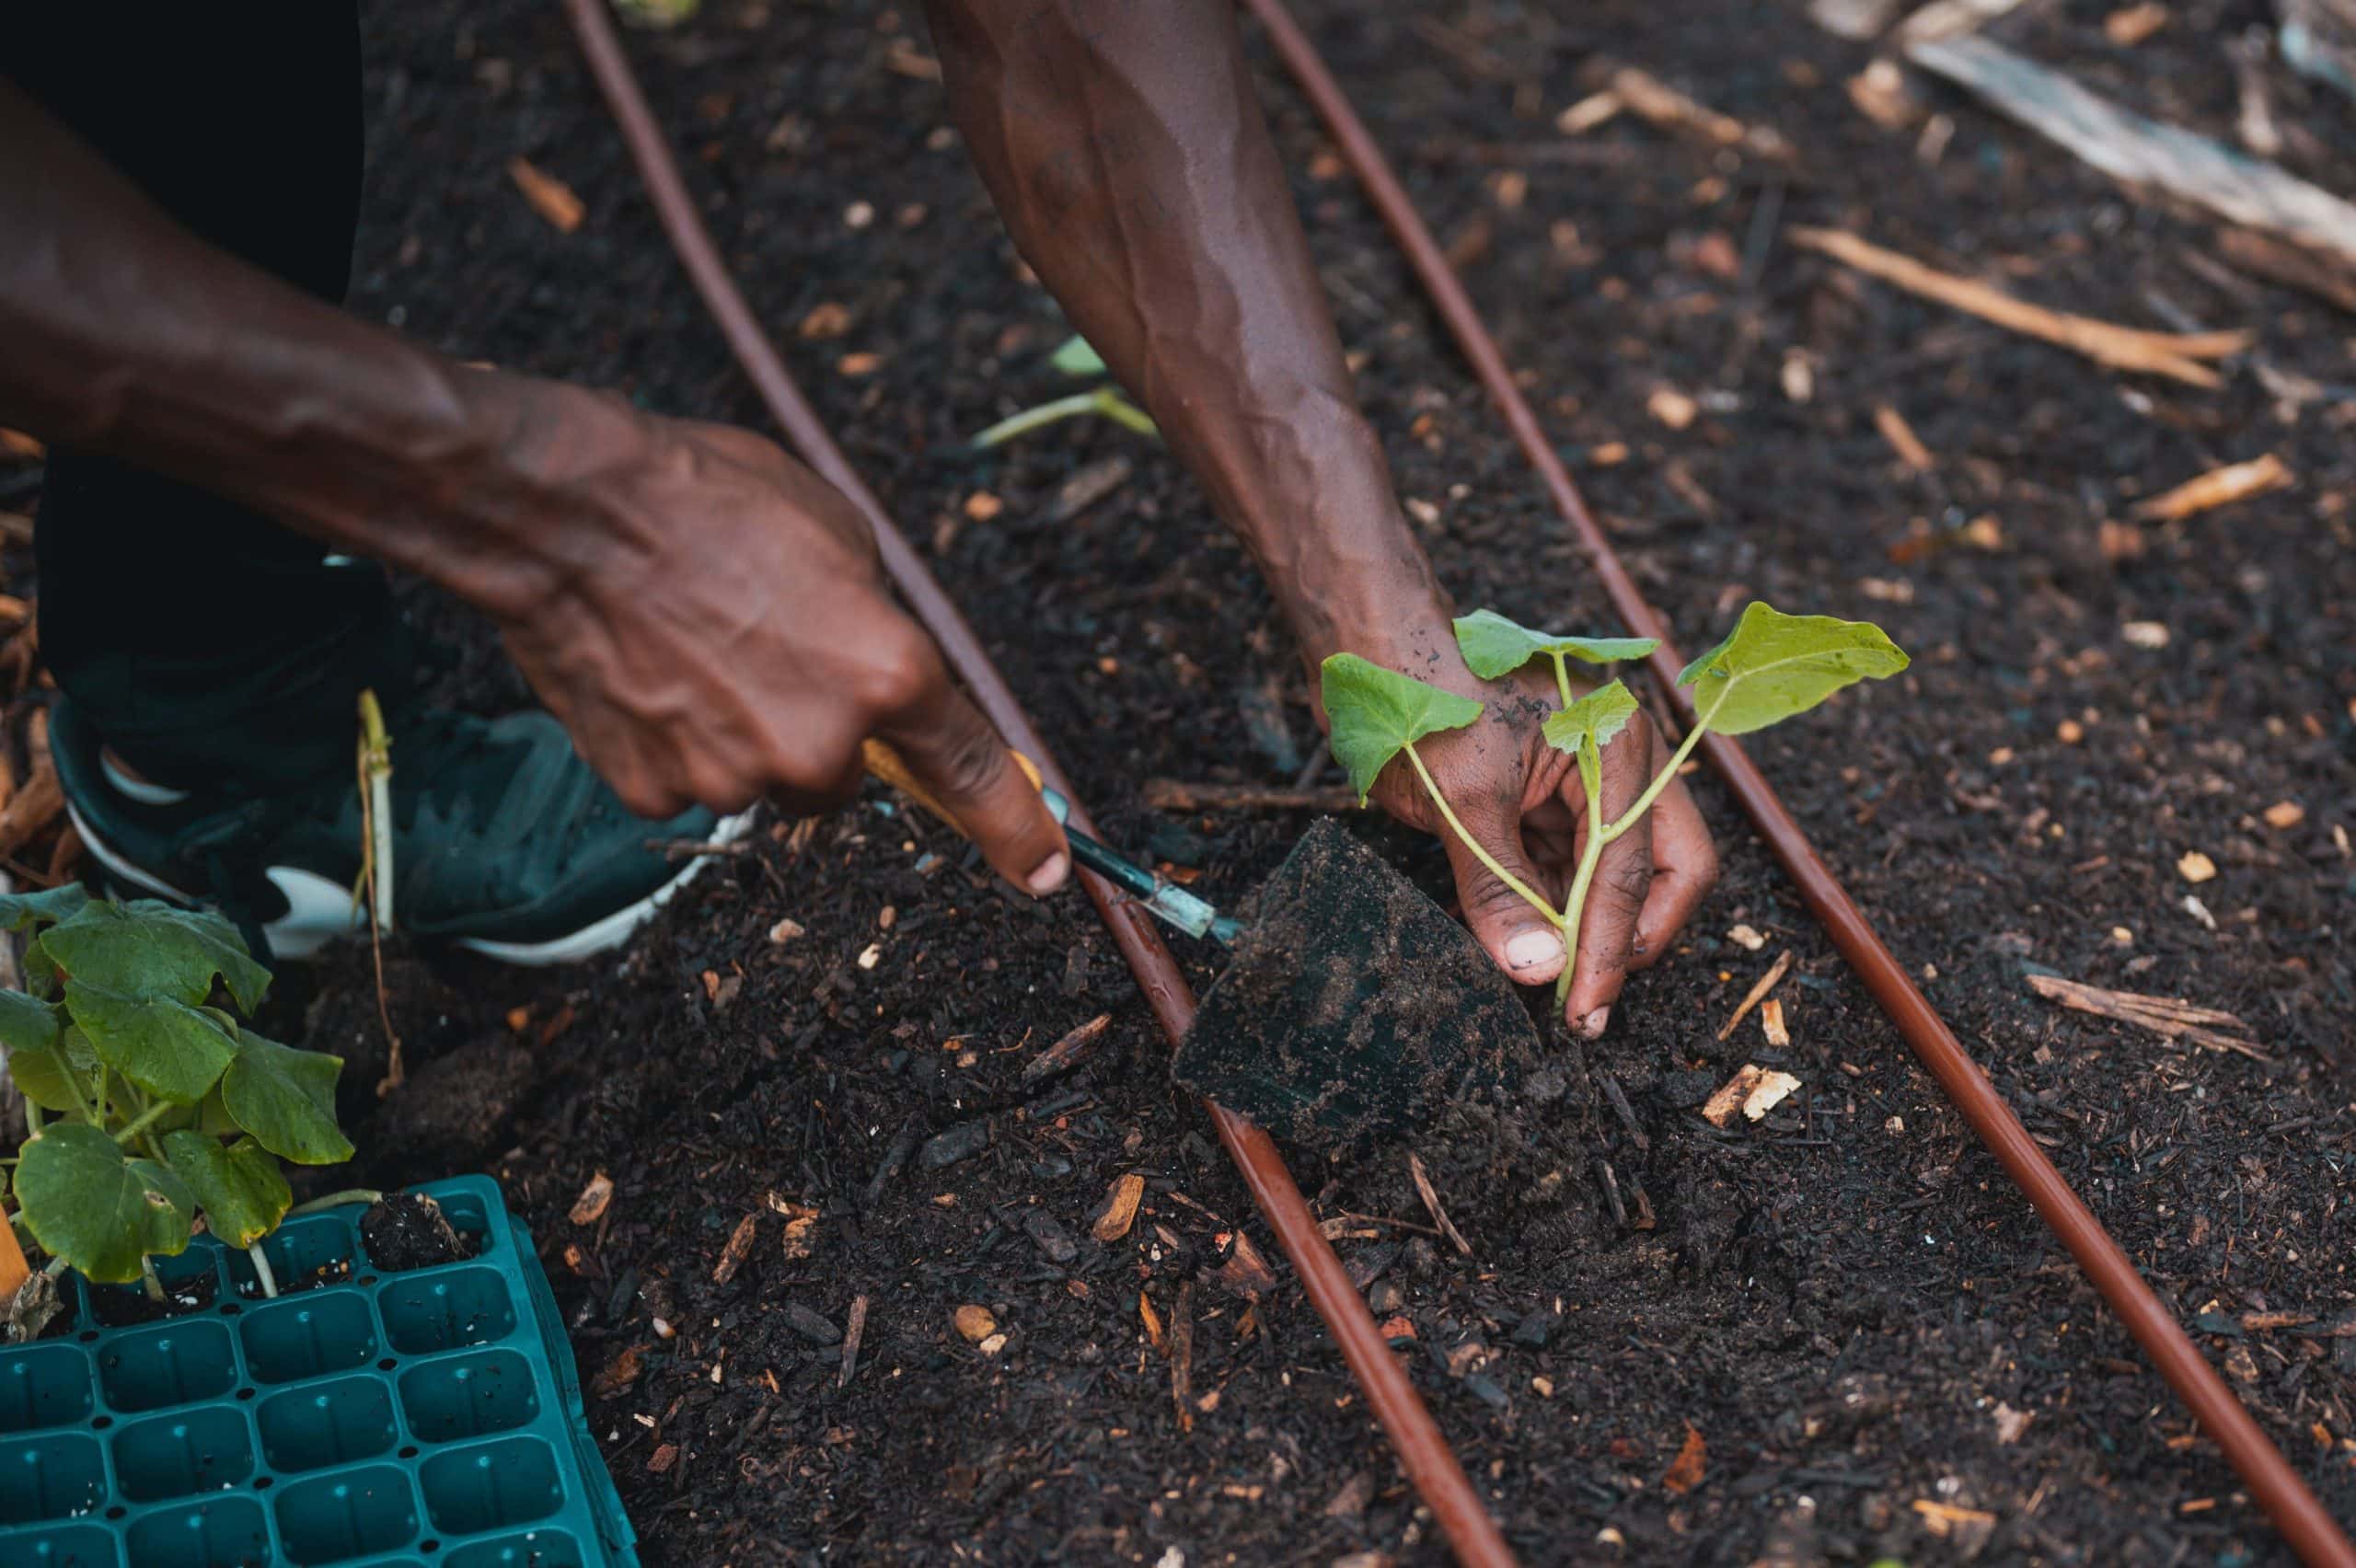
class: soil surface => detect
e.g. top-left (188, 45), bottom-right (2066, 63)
top-left (116, 0), bottom-right (2356, 1562)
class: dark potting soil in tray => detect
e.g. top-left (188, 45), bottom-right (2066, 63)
top-left (266, 0), bottom-right (2356, 1561)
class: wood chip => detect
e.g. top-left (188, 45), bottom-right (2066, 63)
top-left (2025, 973), bottom-right (2265, 1059)
top-left (953, 1304), bottom-right (997, 1343)
top-left (2263, 801), bottom-right (2305, 829)
top-left (1045, 454), bottom-right (1133, 524)
top-left (765, 1196), bottom-right (819, 1260)
top-left (768, 917), bottom-right (805, 943)
top-left (837, 352), bottom-right (884, 377)
top-left (1091, 1173), bottom-right (1147, 1242)
top-left (1215, 1230), bottom-right (1279, 1297)
top-left (1139, 1291), bottom-right (1167, 1355)
top-left (837, 1295), bottom-right (869, 1388)
top-left (507, 156), bottom-right (583, 234)
top-left (1407, 1151), bottom-right (1473, 1256)
top-left (1907, 33), bottom-right (2356, 269)
top-left (1661, 1424), bottom-right (1707, 1494)
top-left (1022, 1012), bottom-right (1113, 1083)
top-left (569, 1172), bottom-right (615, 1226)
top-left (1759, 997), bottom-right (1792, 1047)
top-left (1702, 1064), bottom-right (1805, 1127)
top-left (1873, 403), bottom-right (1935, 469)
top-left (591, 1343), bottom-right (643, 1398)
top-left (2131, 454), bottom-right (2291, 521)
top-left (1911, 1499), bottom-right (1998, 1539)
top-left (1789, 225), bottom-right (2247, 386)
top-left (2103, 2), bottom-right (2168, 45)
top-left (1647, 387), bottom-right (1699, 430)
top-left (963, 490), bottom-right (1003, 522)
top-left (798, 302), bottom-right (851, 340)
top-left (1556, 90), bottom-right (1625, 134)
top-left (711, 1213), bottom-right (759, 1285)
top-left (1715, 949), bottom-right (1795, 1041)
top-left (646, 1443), bottom-right (679, 1473)
top-left (2177, 849), bottom-right (2218, 882)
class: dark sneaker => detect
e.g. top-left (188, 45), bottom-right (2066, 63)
top-left (51, 697), bottom-right (753, 965)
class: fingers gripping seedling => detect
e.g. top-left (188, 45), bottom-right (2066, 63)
top-left (0, 887), bottom-right (355, 1301)
top-left (1322, 602), bottom-right (1909, 1012)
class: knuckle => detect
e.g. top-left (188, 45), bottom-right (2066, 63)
top-left (852, 628), bottom-right (941, 716)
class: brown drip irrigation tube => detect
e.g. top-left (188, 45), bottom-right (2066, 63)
top-left (1235, 0), bottom-right (2356, 1562)
top-left (560, 3), bottom-right (1519, 1562)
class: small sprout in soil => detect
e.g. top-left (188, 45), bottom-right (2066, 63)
top-left (0, 887), bottom-right (355, 1298)
top-left (967, 334), bottom-right (1159, 450)
top-left (1321, 602), bottom-right (1908, 1006)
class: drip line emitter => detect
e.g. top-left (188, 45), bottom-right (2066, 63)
top-left (566, 1), bottom-right (2356, 1562)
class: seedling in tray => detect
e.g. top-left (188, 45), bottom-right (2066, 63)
top-left (1321, 601), bottom-right (1909, 1006)
top-left (0, 886), bottom-right (356, 1304)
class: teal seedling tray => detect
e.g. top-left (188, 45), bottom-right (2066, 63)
top-left (0, 1176), bottom-right (636, 1567)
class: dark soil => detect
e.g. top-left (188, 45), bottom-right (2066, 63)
top-left (360, 1192), bottom-right (477, 1274)
top-left (199, 0), bottom-right (2356, 1562)
top-left (1173, 817), bottom-right (1542, 1151)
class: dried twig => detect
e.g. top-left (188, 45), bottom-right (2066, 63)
top-left (1021, 1013), bottom-right (1113, 1084)
top-left (508, 156), bottom-right (584, 234)
top-left (1716, 950), bottom-right (1796, 1042)
top-left (1908, 33), bottom-right (2356, 269)
top-left (2025, 973), bottom-right (2268, 1060)
top-left (1789, 225), bottom-right (2248, 386)
top-left (2131, 454), bottom-right (2291, 521)
top-left (2214, 228), bottom-right (2356, 315)
top-left (1170, 1280), bottom-right (1195, 1434)
top-left (1602, 64), bottom-right (1793, 159)
top-left (1407, 1151), bottom-right (1473, 1257)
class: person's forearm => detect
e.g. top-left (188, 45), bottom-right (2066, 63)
top-left (0, 79), bottom-right (618, 619)
top-left (922, 0), bottom-right (1447, 663)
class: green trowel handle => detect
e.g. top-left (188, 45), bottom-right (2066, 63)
top-left (1035, 786), bottom-right (1243, 946)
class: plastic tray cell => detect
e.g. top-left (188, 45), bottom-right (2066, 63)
top-left (0, 1432), bottom-right (106, 1525)
top-left (257, 1375), bottom-right (399, 1475)
top-left (110, 1404), bottom-right (255, 1502)
top-left (239, 1290), bottom-right (379, 1385)
top-left (0, 1175), bottom-right (637, 1564)
top-left (379, 1266), bottom-right (516, 1356)
top-left (0, 1343), bottom-right (94, 1435)
top-left (123, 1495), bottom-right (271, 1567)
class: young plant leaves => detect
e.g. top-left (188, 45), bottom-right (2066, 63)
top-left (220, 1032), bottom-right (352, 1165)
top-left (1452, 609), bottom-right (1659, 680)
top-left (1320, 654), bottom-right (1484, 802)
top-left (64, 981), bottom-right (238, 1104)
top-left (16, 1123), bottom-right (194, 1284)
top-left (37, 901), bottom-right (270, 1013)
top-left (10, 1025), bottom-right (98, 1115)
top-left (160, 1132), bottom-right (292, 1251)
top-left (1541, 680), bottom-right (1640, 757)
top-left (0, 882), bottom-right (90, 937)
top-left (1678, 602), bottom-right (1910, 734)
top-left (1050, 335), bottom-right (1107, 376)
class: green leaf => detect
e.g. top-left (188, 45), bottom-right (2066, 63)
top-left (0, 882), bottom-right (89, 935)
top-left (37, 901), bottom-right (270, 1013)
top-left (220, 1032), bottom-right (352, 1166)
top-left (0, 988), bottom-right (59, 1057)
top-left (1452, 609), bottom-right (1660, 679)
top-left (15, 1122), bottom-right (194, 1284)
top-left (8, 1032), bottom-right (93, 1114)
top-left (1541, 680), bottom-right (1641, 757)
top-left (1050, 335), bottom-right (1106, 376)
top-left (63, 981), bottom-right (237, 1105)
top-left (160, 1132), bottom-right (291, 1250)
top-left (1319, 654), bottom-right (1485, 802)
top-left (1676, 602), bottom-right (1910, 735)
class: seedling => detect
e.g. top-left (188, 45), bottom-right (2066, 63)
top-left (1322, 601), bottom-right (1909, 1006)
top-left (0, 886), bottom-right (354, 1300)
top-left (967, 334), bottom-right (1159, 450)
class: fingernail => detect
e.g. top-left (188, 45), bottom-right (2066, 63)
top-left (1579, 1006), bottom-right (1611, 1039)
top-left (1506, 930), bottom-right (1564, 970)
top-left (1025, 851), bottom-right (1069, 895)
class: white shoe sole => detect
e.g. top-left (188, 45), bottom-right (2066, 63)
top-left (65, 801), bottom-right (760, 967)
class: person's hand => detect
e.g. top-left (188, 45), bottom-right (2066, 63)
top-left (483, 396), bottom-right (1071, 896)
top-left (1326, 618), bottom-right (1717, 1037)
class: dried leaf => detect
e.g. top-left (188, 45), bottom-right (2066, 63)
top-left (1661, 1424), bottom-right (1707, 1494)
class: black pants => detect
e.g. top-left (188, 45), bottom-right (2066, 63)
top-left (12, 9), bottom-right (409, 790)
